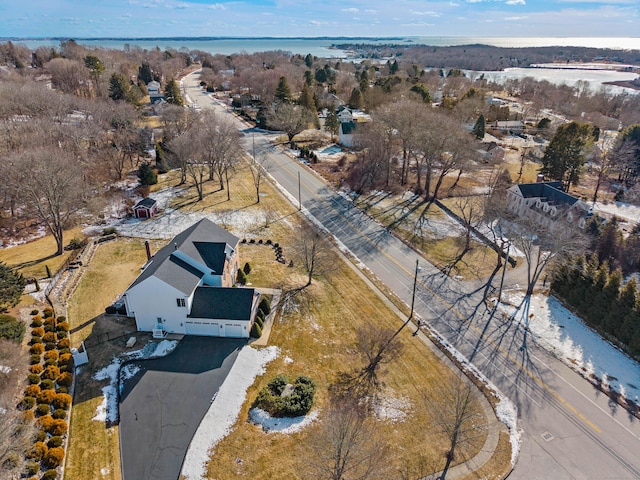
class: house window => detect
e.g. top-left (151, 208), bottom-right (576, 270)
top-left (176, 298), bottom-right (186, 307)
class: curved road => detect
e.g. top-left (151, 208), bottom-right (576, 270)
top-left (183, 72), bottom-right (640, 479)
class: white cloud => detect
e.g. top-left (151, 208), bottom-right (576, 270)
top-left (364, 9), bottom-right (377, 14)
top-left (309, 20), bottom-right (328, 25)
top-left (411, 10), bottom-right (441, 16)
top-left (401, 22), bottom-right (436, 27)
top-left (341, 7), bottom-right (359, 13)
top-left (504, 15), bottom-right (527, 20)
top-left (209, 3), bottom-right (226, 9)
top-left (506, 0), bottom-right (525, 4)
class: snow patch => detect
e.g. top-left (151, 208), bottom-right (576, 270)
top-left (181, 346), bottom-right (279, 480)
top-left (374, 394), bottom-right (411, 422)
top-left (284, 356), bottom-right (294, 364)
top-left (249, 407), bottom-right (319, 433)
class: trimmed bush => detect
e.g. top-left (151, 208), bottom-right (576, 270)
top-left (59, 364), bottom-right (72, 373)
top-left (56, 322), bottom-right (70, 332)
top-left (20, 396), bottom-right (36, 410)
top-left (256, 309), bottom-right (266, 321)
top-left (52, 393), bottom-right (72, 410)
top-left (42, 332), bottom-right (57, 343)
top-left (58, 353), bottom-right (72, 366)
top-left (24, 461), bottom-right (40, 476)
top-left (31, 316), bottom-right (42, 327)
top-left (58, 348), bottom-right (71, 355)
top-left (30, 336), bottom-right (43, 345)
top-left (30, 354), bottom-right (42, 364)
top-left (31, 309), bottom-right (40, 316)
top-left (56, 330), bottom-right (67, 339)
top-left (55, 386), bottom-right (68, 395)
top-left (22, 410), bottom-right (35, 422)
top-left (44, 342), bottom-right (56, 351)
top-left (57, 372), bottom-right (73, 388)
top-left (30, 364), bottom-right (44, 374)
top-left (42, 469), bottom-right (58, 480)
top-left (57, 338), bottom-right (70, 349)
top-left (44, 446), bottom-right (65, 468)
top-left (47, 436), bottom-right (63, 448)
top-left (33, 430), bottom-right (47, 443)
top-left (37, 389), bottom-right (56, 405)
top-left (236, 269), bottom-right (247, 285)
top-left (25, 384), bottom-right (41, 397)
top-left (39, 379), bottom-right (55, 391)
top-left (43, 308), bottom-right (54, 318)
top-left (44, 359), bottom-right (58, 367)
top-left (27, 441), bottom-right (48, 461)
top-left (253, 374), bottom-right (316, 417)
top-left (258, 297), bottom-right (271, 315)
top-left (250, 322), bottom-right (262, 338)
top-left (49, 419), bottom-right (68, 436)
top-left (27, 374), bottom-right (40, 385)
top-left (55, 316), bottom-right (66, 323)
top-left (52, 409), bottom-right (66, 420)
top-left (255, 316), bottom-right (264, 329)
top-left (35, 404), bottom-right (51, 416)
top-left (44, 350), bottom-right (58, 362)
top-left (41, 365), bottom-right (60, 381)
top-left (36, 414), bottom-right (55, 432)
top-left (30, 343), bottom-right (44, 355)
top-left (243, 262), bottom-right (252, 275)
top-left (31, 327), bottom-right (45, 337)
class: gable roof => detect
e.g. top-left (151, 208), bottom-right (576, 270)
top-left (510, 182), bottom-right (579, 207)
top-left (127, 218), bottom-right (239, 294)
top-left (189, 287), bottom-right (257, 320)
top-left (134, 197), bottom-right (157, 209)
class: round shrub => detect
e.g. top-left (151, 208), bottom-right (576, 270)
top-left (52, 409), bottom-right (66, 420)
top-left (258, 297), bottom-right (271, 315)
top-left (24, 461), bottom-right (40, 476)
top-left (31, 327), bottom-right (45, 337)
top-left (43, 332), bottom-right (57, 343)
top-left (39, 379), bottom-right (55, 391)
top-left (31, 316), bottom-right (42, 327)
top-left (22, 410), bottom-right (35, 422)
top-left (44, 342), bottom-right (57, 351)
top-left (31, 309), bottom-right (40, 316)
top-left (57, 372), bottom-right (73, 388)
top-left (44, 446), bottom-right (65, 468)
top-left (27, 441), bottom-right (48, 461)
top-left (20, 396), bottom-right (36, 410)
top-left (55, 386), bottom-right (68, 395)
top-left (47, 436), bottom-right (63, 448)
top-left (43, 324), bottom-right (55, 333)
top-left (255, 316), bottom-right (264, 329)
top-left (52, 393), bottom-right (71, 410)
top-left (44, 351), bottom-right (59, 361)
top-left (43, 308), bottom-right (54, 318)
top-left (30, 364), bottom-right (44, 375)
top-left (55, 316), bottom-right (66, 323)
top-left (42, 469), bottom-right (58, 480)
top-left (25, 384), bottom-right (41, 397)
top-left (59, 364), bottom-right (72, 373)
top-left (27, 374), bottom-right (40, 385)
top-left (33, 429), bottom-right (47, 443)
top-left (243, 262), bottom-right (252, 275)
top-left (41, 365), bottom-right (60, 381)
top-left (58, 353), bottom-right (72, 366)
top-left (35, 404), bottom-right (51, 416)
top-left (58, 348), bottom-right (71, 356)
top-left (236, 269), bottom-right (247, 285)
top-left (57, 338), bottom-right (70, 349)
top-left (44, 359), bottom-right (58, 367)
top-left (30, 343), bottom-right (44, 354)
top-left (49, 419), bottom-right (68, 436)
top-left (56, 322), bottom-right (70, 332)
top-left (30, 336), bottom-right (43, 345)
top-left (30, 354), bottom-right (42, 364)
top-left (56, 330), bottom-right (67, 339)
top-left (37, 389), bottom-right (56, 404)
top-left (250, 322), bottom-right (262, 338)
top-left (253, 374), bottom-right (316, 417)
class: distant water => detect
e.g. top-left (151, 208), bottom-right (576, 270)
top-left (6, 37), bottom-right (640, 57)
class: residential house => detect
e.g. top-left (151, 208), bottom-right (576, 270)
top-left (121, 219), bottom-right (259, 338)
top-left (147, 80), bottom-right (164, 103)
top-left (507, 181), bottom-right (590, 230)
top-left (493, 120), bottom-right (524, 134)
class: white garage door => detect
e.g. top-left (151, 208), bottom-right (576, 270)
top-left (225, 324), bottom-right (244, 338)
top-left (184, 320), bottom-right (220, 336)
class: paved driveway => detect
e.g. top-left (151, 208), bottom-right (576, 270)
top-left (119, 336), bottom-right (246, 480)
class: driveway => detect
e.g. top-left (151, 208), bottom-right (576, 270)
top-left (119, 336), bottom-right (247, 480)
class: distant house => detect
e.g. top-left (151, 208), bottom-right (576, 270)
top-left (146, 80), bottom-right (164, 103)
top-left (121, 219), bottom-right (259, 338)
top-left (339, 121), bottom-right (359, 148)
top-left (507, 181), bottom-right (590, 230)
top-left (493, 120), bottom-right (524, 134)
top-left (133, 198), bottom-right (158, 219)
top-left (478, 142), bottom-right (505, 163)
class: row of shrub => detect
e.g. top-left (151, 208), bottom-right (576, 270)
top-left (20, 308), bottom-right (74, 480)
top-left (253, 373), bottom-right (316, 417)
top-left (250, 297), bottom-right (272, 339)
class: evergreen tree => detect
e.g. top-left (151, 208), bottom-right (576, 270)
top-left (137, 162), bottom-right (158, 187)
top-left (324, 110), bottom-right (339, 139)
top-left (109, 73), bottom-right (130, 101)
top-left (304, 53), bottom-right (313, 68)
top-left (348, 88), bottom-right (364, 110)
top-left (298, 84), bottom-right (316, 112)
top-left (615, 279), bottom-right (638, 344)
top-left (314, 67), bottom-right (328, 84)
top-left (138, 62), bottom-right (153, 84)
top-left (275, 76), bottom-right (292, 103)
top-left (84, 55), bottom-right (105, 89)
top-left (155, 141), bottom-right (170, 173)
top-left (473, 114), bottom-right (486, 139)
top-left (0, 262), bottom-right (25, 312)
top-left (540, 121), bottom-right (595, 190)
top-left (164, 79), bottom-right (184, 106)
top-left (389, 59), bottom-right (399, 75)
top-left (410, 83), bottom-right (432, 103)
top-left (303, 70), bottom-right (314, 86)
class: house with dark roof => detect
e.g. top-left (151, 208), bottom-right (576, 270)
top-left (507, 181), bottom-right (590, 230)
top-left (121, 219), bottom-right (259, 338)
top-left (133, 197), bottom-right (158, 219)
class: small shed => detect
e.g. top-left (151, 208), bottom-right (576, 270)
top-left (133, 198), bottom-right (158, 219)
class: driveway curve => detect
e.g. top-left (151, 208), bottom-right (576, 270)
top-left (119, 336), bottom-right (246, 480)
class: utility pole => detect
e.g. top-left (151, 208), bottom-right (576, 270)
top-left (498, 242), bottom-right (510, 304)
top-left (298, 171), bottom-right (302, 211)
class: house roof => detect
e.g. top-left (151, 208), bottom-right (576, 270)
top-left (127, 218), bottom-right (239, 295)
top-left (134, 197), bottom-right (157, 209)
top-left (510, 182), bottom-right (579, 207)
top-left (189, 287), bottom-right (257, 320)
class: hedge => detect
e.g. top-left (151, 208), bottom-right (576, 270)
top-left (30, 337), bottom-right (43, 345)
top-left (43, 308), bottom-right (54, 318)
top-left (37, 415), bottom-right (55, 433)
top-left (44, 342), bottom-right (57, 351)
top-left (58, 353), bottom-right (72, 366)
top-left (24, 461), bottom-right (39, 476)
top-left (258, 297), bottom-right (271, 315)
top-left (250, 322), bottom-right (262, 338)
top-left (30, 309), bottom-right (40, 316)
top-left (33, 430), bottom-right (47, 443)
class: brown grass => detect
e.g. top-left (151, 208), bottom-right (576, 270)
top-left (460, 431), bottom-right (513, 480)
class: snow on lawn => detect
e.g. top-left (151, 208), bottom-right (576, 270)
top-left (181, 346), bottom-right (279, 480)
top-left (501, 293), bottom-right (640, 403)
top-left (92, 340), bottom-right (178, 424)
top-left (249, 407), bottom-right (319, 433)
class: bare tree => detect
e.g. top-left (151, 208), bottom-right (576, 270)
top-left (293, 224), bottom-right (333, 289)
top-left (423, 378), bottom-right (485, 479)
top-left (11, 148), bottom-right (86, 255)
top-left (45, 57), bottom-right (90, 96)
top-left (304, 398), bottom-right (390, 480)
top-left (267, 102), bottom-right (315, 146)
top-left (167, 130), bottom-right (199, 188)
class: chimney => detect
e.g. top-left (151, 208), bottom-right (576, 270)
top-left (145, 240), bottom-right (152, 261)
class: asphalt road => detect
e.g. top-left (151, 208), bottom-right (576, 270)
top-left (119, 336), bottom-right (246, 480)
top-left (184, 72), bottom-right (640, 479)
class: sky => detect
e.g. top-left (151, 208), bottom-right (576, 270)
top-left (0, 0), bottom-right (638, 39)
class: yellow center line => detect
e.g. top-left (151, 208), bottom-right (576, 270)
top-left (269, 152), bottom-right (602, 434)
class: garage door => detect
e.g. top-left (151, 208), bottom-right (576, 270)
top-left (184, 320), bottom-right (220, 336)
top-left (225, 324), bottom-right (243, 338)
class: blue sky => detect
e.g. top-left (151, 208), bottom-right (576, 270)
top-left (0, 0), bottom-right (638, 39)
